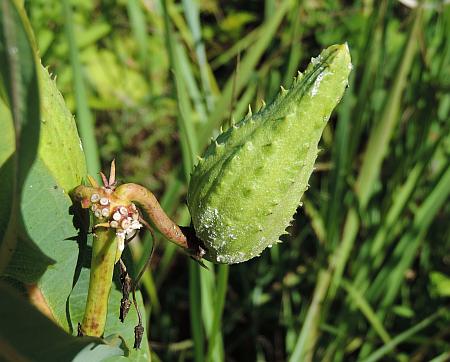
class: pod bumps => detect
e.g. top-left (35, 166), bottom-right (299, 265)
top-left (188, 44), bottom-right (352, 264)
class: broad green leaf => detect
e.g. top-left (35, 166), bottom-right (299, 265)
top-left (0, 0), bottom-right (40, 273)
top-left (0, 0), bottom-right (40, 186)
top-left (38, 65), bottom-right (86, 192)
top-left (13, 66), bottom-right (151, 357)
top-left (0, 98), bottom-right (15, 245)
top-left (0, 282), bottom-right (123, 362)
top-left (1, 2), bottom-right (151, 357)
top-left (3, 61), bottom-right (88, 330)
top-left (5, 158), bottom-right (81, 329)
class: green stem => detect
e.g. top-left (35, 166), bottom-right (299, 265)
top-left (81, 227), bottom-right (118, 337)
top-left (115, 183), bottom-right (188, 248)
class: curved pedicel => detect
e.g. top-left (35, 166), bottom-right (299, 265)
top-left (114, 183), bottom-right (188, 248)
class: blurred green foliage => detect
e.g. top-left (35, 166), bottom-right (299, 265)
top-left (19, 0), bottom-right (450, 361)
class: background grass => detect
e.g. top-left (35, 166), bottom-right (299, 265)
top-left (25, 0), bottom-right (449, 361)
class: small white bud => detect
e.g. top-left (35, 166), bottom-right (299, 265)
top-left (121, 219), bottom-right (130, 229)
top-left (131, 220), bottom-right (142, 230)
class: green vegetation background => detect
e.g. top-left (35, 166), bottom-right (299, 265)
top-left (18, 0), bottom-right (450, 361)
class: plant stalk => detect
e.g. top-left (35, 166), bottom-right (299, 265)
top-left (80, 227), bottom-right (118, 337)
top-left (114, 183), bottom-right (188, 248)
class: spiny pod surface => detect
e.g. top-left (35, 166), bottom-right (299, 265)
top-left (187, 44), bottom-right (352, 264)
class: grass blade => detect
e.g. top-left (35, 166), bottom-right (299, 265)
top-left (429, 352), bottom-right (450, 362)
top-left (189, 260), bottom-right (205, 362)
top-left (62, 0), bottom-right (100, 176)
top-left (210, 29), bottom-right (259, 70)
top-left (360, 312), bottom-right (442, 362)
top-left (174, 40), bottom-right (208, 124)
top-left (206, 264), bottom-right (229, 362)
top-left (379, 162), bottom-right (450, 308)
top-left (200, 0), bottom-right (293, 144)
top-left (127, 0), bottom-right (152, 81)
top-left (182, 0), bottom-right (214, 112)
top-left (161, 3), bottom-right (225, 361)
top-left (353, 127), bottom-right (449, 292)
top-left (282, 2), bottom-right (303, 87)
top-left (289, 270), bottom-right (332, 362)
top-left (330, 6), bottom-right (423, 296)
top-left (354, 8), bottom-right (423, 209)
top-left (340, 279), bottom-right (391, 344)
top-left (289, 7), bottom-right (424, 361)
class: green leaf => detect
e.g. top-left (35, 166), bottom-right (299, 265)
top-left (3, 60), bottom-right (89, 330)
top-left (5, 158), bottom-right (81, 329)
top-left (0, 0), bottom-right (40, 186)
top-left (0, 98), bottom-right (15, 247)
top-left (3, 62), bottom-right (151, 359)
top-left (38, 65), bottom-right (86, 192)
top-left (0, 282), bottom-right (123, 362)
top-left (0, 0), bottom-right (40, 273)
top-left (1, 3), bottom-right (151, 357)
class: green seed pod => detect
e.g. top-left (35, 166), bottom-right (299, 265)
top-left (187, 44), bottom-right (352, 264)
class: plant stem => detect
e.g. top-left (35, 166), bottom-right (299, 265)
top-left (80, 227), bottom-right (118, 337)
top-left (114, 183), bottom-right (188, 248)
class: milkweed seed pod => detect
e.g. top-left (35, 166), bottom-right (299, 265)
top-left (187, 44), bottom-right (352, 264)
